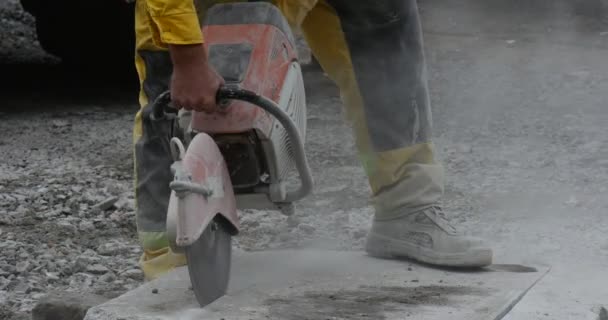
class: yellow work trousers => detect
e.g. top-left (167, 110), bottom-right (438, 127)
top-left (133, 0), bottom-right (444, 280)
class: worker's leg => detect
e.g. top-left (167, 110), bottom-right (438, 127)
top-left (133, 0), bottom-right (187, 280)
top-left (296, 0), bottom-right (440, 218)
top-left (294, 0), bottom-right (492, 266)
top-left (133, 0), bottom-right (253, 281)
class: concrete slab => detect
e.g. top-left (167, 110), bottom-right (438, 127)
top-left (85, 250), bottom-right (549, 320)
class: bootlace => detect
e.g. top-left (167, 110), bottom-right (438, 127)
top-left (426, 206), bottom-right (459, 234)
top-left (430, 206), bottom-right (448, 220)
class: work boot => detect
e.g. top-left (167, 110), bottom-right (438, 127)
top-left (365, 206), bottom-right (492, 267)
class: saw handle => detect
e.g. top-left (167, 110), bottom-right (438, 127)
top-left (217, 84), bottom-right (313, 203)
top-left (150, 89), bottom-right (230, 119)
top-left (150, 91), bottom-right (178, 120)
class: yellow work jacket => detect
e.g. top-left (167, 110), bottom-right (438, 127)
top-left (141, 0), bottom-right (204, 48)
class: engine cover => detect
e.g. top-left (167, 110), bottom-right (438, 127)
top-left (189, 2), bottom-right (307, 210)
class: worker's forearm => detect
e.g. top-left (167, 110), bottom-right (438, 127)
top-left (168, 43), bottom-right (224, 112)
top-left (168, 44), bottom-right (209, 69)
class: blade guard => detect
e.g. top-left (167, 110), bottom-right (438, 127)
top-left (166, 133), bottom-right (239, 253)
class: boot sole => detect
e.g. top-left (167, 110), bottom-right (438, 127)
top-left (365, 233), bottom-right (493, 268)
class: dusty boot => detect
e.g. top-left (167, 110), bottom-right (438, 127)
top-left (365, 206), bottom-right (492, 267)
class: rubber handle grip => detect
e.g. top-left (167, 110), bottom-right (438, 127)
top-left (150, 91), bottom-right (178, 120)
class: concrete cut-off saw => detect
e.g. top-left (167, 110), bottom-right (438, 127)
top-left (149, 2), bottom-right (313, 307)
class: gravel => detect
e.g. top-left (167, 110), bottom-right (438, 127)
top-left (0, 102), bottom-right (141, 317)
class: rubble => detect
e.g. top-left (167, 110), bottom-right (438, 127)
top-left (91, 197), bottom-right (119, 213)
top-left (31, 291), bottom-right (107, 320)
top-left (0, 0), bottom-right (53, 63)
top-left (85, 265), bottom-right (110, 276)
top-left (0, 103), bottom-right (143, 318)
top-left (120, 269), bottom-right (144, 281)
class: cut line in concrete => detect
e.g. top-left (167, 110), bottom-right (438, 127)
top-left (85, 250), bottom-right (549, 320)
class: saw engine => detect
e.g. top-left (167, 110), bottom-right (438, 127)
top-left (192, 1), bottom-right (309, 212)
top-left (154, 2), bottom-right (313, 307)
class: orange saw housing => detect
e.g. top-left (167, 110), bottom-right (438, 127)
top-left (189, 4), bottom-right (307, 210)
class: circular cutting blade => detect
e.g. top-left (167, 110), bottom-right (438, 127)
top-left (185, 218), bottom-right (232, 307)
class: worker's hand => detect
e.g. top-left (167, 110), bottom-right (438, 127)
top-left (168, 44), bottom-right (224, 113)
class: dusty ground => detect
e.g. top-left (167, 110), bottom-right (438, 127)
top-left (1, 0), bottom-right (608, 319)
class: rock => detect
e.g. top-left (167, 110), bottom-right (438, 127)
top-left (82, 192), bottom-right (103, 205)
top-left (40, 252), bottom-right (53, 260)
top-left (78, 220), bottom-right (94, 232)
top-left (96, 242), bottom-right (127, 256)
top-left (32, 292), bottom-right (47, 300)
top-left (12, 193), bottom-right (26, 201)
top-left (121, 269), bottom-right (143, 281)
top-left (599, 307), bottom-right (608, 320)
top-left (0, 262), bottom-right (15, 275)
top-left (56, 220), bottom-right (77, 234)
top-left (0, 277), bottom-right (10, 290)
top-left (15, 261), bottom-right (30, 274)
top-left (0, 289), bottom-right (7, 303)
top-left (31, 291), bottom-right (108, 320)
top-left (83, 249), bottom-right (98, 257)
top-left (45, 261), bottom-right (58, 272)
top-left (69, 273), bottom-right (95, 288)
top-left (73, 258), bottom-right (88, 273)
top-left (114, 198), bottom-right (134, 211)
top-left (13, 280), bottom-right (30, 294)
top-left (92, 196), bottom-right (119, 212)
top-left (108, 212), bottom-right (121, 222)
top-left (99, 272), bottom-right (116, 283)
top-left (86, 264), bottom-right (109, 275)
top-left (45, 272), bottom-right (60, 282)
top-left (55, 259), bottom-right (69, 270)
top-left (51, 120), bottom-right (70, 128)
top-left (297, 223), bottom-right (316, 234)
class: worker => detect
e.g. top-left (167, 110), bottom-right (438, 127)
top-left (133, 0), bottom-right (493, 280)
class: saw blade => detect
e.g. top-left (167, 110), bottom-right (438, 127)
top-left (185, 218), bottom-right (232, 307)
